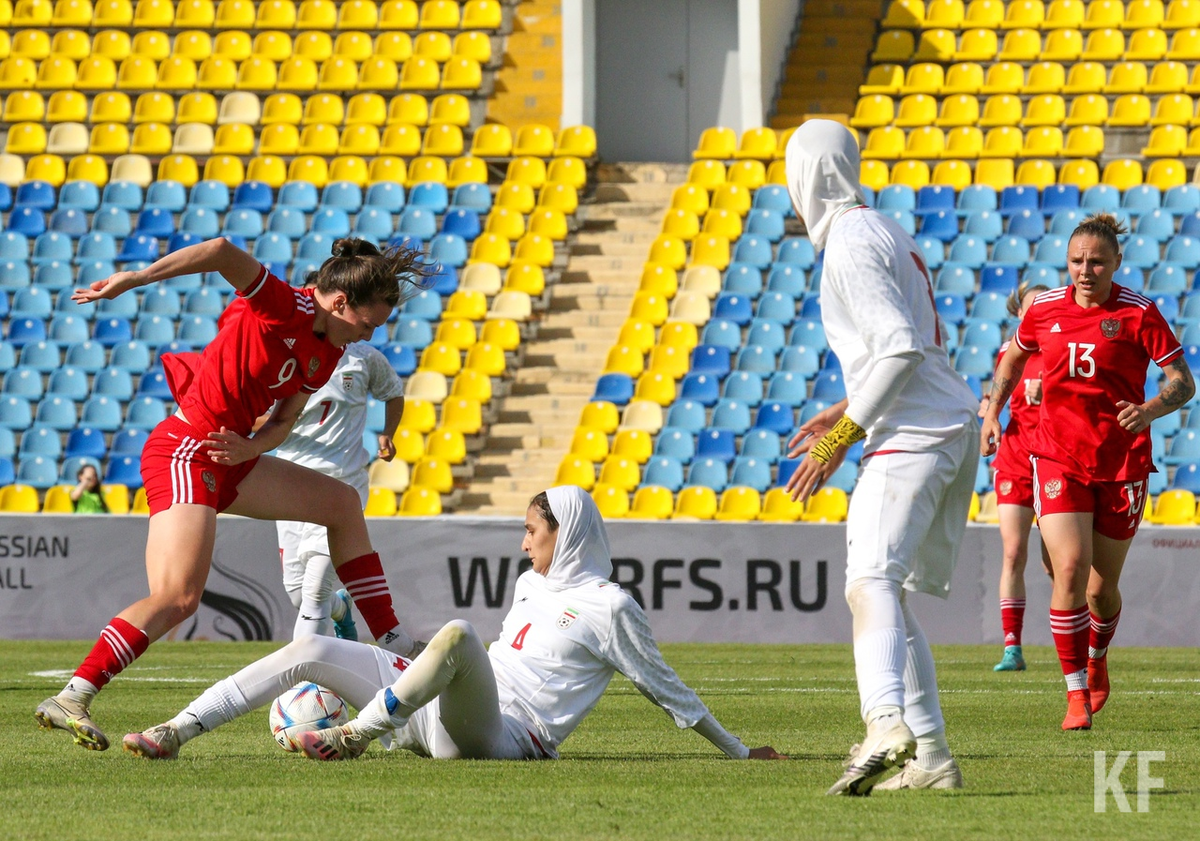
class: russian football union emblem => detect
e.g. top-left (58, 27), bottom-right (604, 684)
top-left (308, 357), bottom-right (320, 377)
top-left (342, 373), bottom-right (353, 391)
top-left (999, 480), bottom-right (1013, 496)
top-left (201, 470), bottom-right (217, 493)
top-left (556, 608), bottom-right (578, 629)
top-left (1100, 318), bottom-right (1121, 339)
top-left (1043, 479), bottom-right (1062, 500)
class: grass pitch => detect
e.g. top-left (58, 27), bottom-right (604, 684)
top-left (2, 641), bottom-right (1195, 841)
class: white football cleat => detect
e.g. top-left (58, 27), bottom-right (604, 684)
top-left (827, 714), bottom-right (916, 797)
top-left (874, 757), bottom-right (963, 790)
top-left (35, 695), bottom-right (109, 751)
top-left (123, 723), bottom-right (182, 760)
top-left (297, 724), bottom-right (372, 761)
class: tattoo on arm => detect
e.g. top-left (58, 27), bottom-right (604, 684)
top-left (1158, 358), bottom-right (1196, 409)
top-left (988, 376), bottom-right (1016, 408)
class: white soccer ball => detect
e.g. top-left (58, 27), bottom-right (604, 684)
top-left (269, 682), bottom-right (350, 752)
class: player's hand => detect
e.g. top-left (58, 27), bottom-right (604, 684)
top-left (203, 427), bottom-right (258, 465)
top-left (785, 450), bottom-right (846, 503)
top-left (980, 415), bottom-right (1001, 456)
top-left (748, 746), bottom-right (788, 760)
top-left (977, 394), bottom-right (991, 419)
top-left (785, 403), bottom-right (845, 458)
top-left (1116, 400), bottom-right (1151, 433)
top-left (70, 271), bottom-right (142, 303)
top-left (1025, 378), bottom-right (1043, 406)
top-left (376, 434), bottom-right (396, 462)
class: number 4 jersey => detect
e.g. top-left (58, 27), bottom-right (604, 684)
top-left (1016, 283), bottom-right (1183, 483)
top-left (162, 267), bottom-right (344, 438)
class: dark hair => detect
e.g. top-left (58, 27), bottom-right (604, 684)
top-left (529, 492), bottom-right (559, 531)
top-left (308, 238), bottom-right (429, 309)
top-left (77, 463), bottom-right (98, 482)
top-left (1006, 281), bottom-right (1051, 318)
top-left (1069, 212), bottom-right (1127, 257)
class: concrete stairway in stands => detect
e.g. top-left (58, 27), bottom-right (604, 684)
top-left (459, 162), bottom-right (687, 515)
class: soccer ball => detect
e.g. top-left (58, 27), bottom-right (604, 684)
top-left (269, 682), bottom-right (349, 752)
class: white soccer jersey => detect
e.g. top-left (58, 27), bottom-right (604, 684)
top-left (820, 208), bottom-right (978, 453)
top-left (484, 570), bottom-right (742, 758)
top-left (274, 341), bottom-right (404, 481)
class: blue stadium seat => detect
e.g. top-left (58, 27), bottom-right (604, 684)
top-left (765, 264), bottom-right (806, 297)
top-left (392, 317), bottom-right (434, 348)
top-left (697, 427), bottom-right (739, 465)
top-left (732, 235), bottom-right (774, 269)
top-left (94, 367), bottom-right (135, 400)
top-left (142, 287), bottom-right (183, 318)
top-left (2, 366), bottom-right (43, 399)
top-left (441, 208), bottom-right (481, 241)
top-left (35, 261), bottom-right (73, 291)
top-left (59, 181), bottom-right (101, 212)
top-left (935, 293), bottom-right (968, 326)
top-left (698, 318), bottom-right (740, 351)
top-left (63, 340), bottom-right (105, 372)
top-left (989, 235), bottom-right (1031, 268)
top-left (642, 455), bottom-right (685, 492)
top-left (0, 231), bottom-right (29, 263)
top-left (396, 207), bottom-right (438, 241)
top-left (735, 344), bottom-right (778, 374)
top-left (429, 235), bottom-right (468, 270)
top-left (35, 395), bottom-right (78, 430)
top-left (741, 429), bottom-right (783, 462)
top-left (1122, 185), bottom-right (1162, 215)
top-left (451, 182), bottom-right (491, 212)
top-left (125, 397), bottom-right (168, 430)
top-left (59, 455), bottom-right (102, 484)
top-left (1023, 264), bottom-right (1061, 287)
top-left (105, 455), bottom-right (143, 488)
top-left (664, 399), bottom-right (708, 433)
top-left (811, 371), bottom-right (846, 402)
top-left (92, 318), bottom-right (133, 347)
top-left (916, 184), bottom-right (956, 216)
top-left (1151, 293), bottom-right (1180, 323)
top-left (322, 182), bottom-right (364, 213)
top-left (176, 207), bottom-right (218, 240)
top-left (1165, 235), bottom-right (1200, 270)
top-left (366, 182), bottom-right (406, 213)
top-left (0, 426), bottom-right (13, 458)
top-left (182, 287), bottom-right (224, 318)
top-left (14, 182), bottom-right (54, 213)
top-left (20, 341), bottom-right (61, 377)
top-left (6, 317), bottom-right (47, 348)
top-left (297, 232), bottom-right (336, 261)
top-left (117, 235), bottom-right (159, 262)
top-left (975, 459), bottom-right (993, 493)
top-left (222, 209), bottom-right (265, 239)
top-left (400, 289), bottom-right (442, 321)
top-left (177, 316), bottom-right (218, 345)
top-left (752, 184), bottom-right (793, 216)
top-left (409, 182), bottom-right (450, 213)
top-left (1171, 461), bottom-right (1200, 492)
top-left (746, 319), bottom-right (788, 356)
top-left (1178, 293), bottom-right (1200, 325)
top-left (49, 316), bottom-right (89, 347)
top-left (1041, 184), bottom-right (1080, 213)
top-left (999, 185), bottom-right (1039, 217)
top-left (919, 210), bottom-right (959, 242)
top-left (1147, 263), bottom-right (1188, 294)
top-left (690, 344), bottom-right (732, 377)
top-left (961, 209), bottom-right (1002, 242)
top-left (978, 264), bottom-right (1017, 295)
top-left (32, 232), bottom-right (73, 264)
top-left (754, 292), bottom-right (797, 325)
top-left (189, 180), bottom-right (231, 211)
top-left (954, 345), bottom-right (996, 377)
top-left (92, 206), bottom-right (133, 237)
top-left (144, 181), bottom-right (187, 213)
top-left (825, 461), bottom-right (859, 493)
top-left (776, 457), bottom-right (802, 487)
top-left (713, 293), bottom-right (753, 326)
top-left (686, 457), bottom-right (728, 492)
top-left (11, 287), bottom-right (52, 319)
top-left (766, 371), bottom-right (809, 407)
top-left (744, 209), bottom-right (786, 243)
top-left (711, 399), bottom-right (752, 434)
top-left (1081, 184), bottom-right (1121, 214)
top-left (722, 371), bottom-right (764, 406)
top-left (65, 426), bottom-right (108, 460)
top-left (723, 263), bottom-right (763, 297)
top-left (133, 315), bottom-right (175, 348)
top-left (876, 184), bottom-right (916, 212)
top-left (775, 237), bottom-right (816, 269)
top-left (1006, 209), bottom-right (1044, 242)
top-left (101, 181), bottom-right (144, 211)
top-left (110, 428), bottom-right (150, 457)
top-left (1047, 208), bottom-right (1084, 236)
top-left (591, 373), bottom-right (634, 406)
top-left (679, 373), bottom-right (721, 407)
top-left (962, 319), bottom-right (1004, 353)
top-left (46, 366), bottom-right (88, 401)
top-left (0, 258), bottom-right (32, 288)
top-left (232, 182), bottom-right (274, 213)
top-left (947, 235), bottom-right (988, 269)
top-left (277, 181), bottom-right (319, 212)
top-left (730, 456), bottom-right (773, 493)
top-left (958, 184), bottom-right (998, 213)
top-left (1162, 184), bottom-right (1200, 217)
top-left (19, 424), bottom-right (62, 457)
top-left (1165, 429), bottom-right (1200, 465)
top-left (17, 455), bottom-right (58, 489)
top-left (1135, 208), bottom-right (1175, 243)
top-left (0, 455), bottom-right (13, 485)
top-left (0, 395), bottom-right (33, 429)
top-left (380, 343), bottom-right (416, 376)
top-left (290, 261), bottom-right (320, 286)
top-left (252, 232), bottom-right (293, 266)
top-left (49, 208), bottom-right (89, 238)
top-left (880, 208), bottom-right (916, 235)
top-left (354, 207), bottom-right (394, 240)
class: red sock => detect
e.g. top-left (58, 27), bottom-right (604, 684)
top-left (74, 618), bottom-right (150, 690)
top-left (335, 552), bottom-right (400, 639)
top-left (1000, 598), bottom-right (1026, 646)
top-left (1089, 608), bottom-right (1121, 659)
top-left (1050, 606), bottom-right (1089, 690)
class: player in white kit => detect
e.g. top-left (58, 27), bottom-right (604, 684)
top-left (274, 341), bottom-right (405, 641)
top-left (122, 486), bottom-right (784, 762)
top-left (783, 121), bottom-right (979, 795)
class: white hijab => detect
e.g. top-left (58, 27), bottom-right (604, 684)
top-left (784, 119), bottom-right (867, 251)
top-left (541, 485), bottom-right (613, 592)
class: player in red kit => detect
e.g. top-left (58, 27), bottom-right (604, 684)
top-left (36, 237), bottom-right (428, 752)
top-left (982, 214), bottom-right (1194, 730)
top-left (977, 282), bottom-right (1051, 672)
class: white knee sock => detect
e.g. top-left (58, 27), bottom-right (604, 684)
top-left (170, 677), bottom-right (251, 743)
top-left (848, 577), bottom-right (908, 721)
top-left (293, 554), bottom-right (339, 637)
top-left (899, 593), bottom-right (946, 739)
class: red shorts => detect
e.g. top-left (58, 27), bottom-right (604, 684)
top-left (994, 469), bottom-right (1035, 508)
top-left (141, 415), bottom-right (259, 516)
top-left (1031, 456), bottom-right (1148, 541)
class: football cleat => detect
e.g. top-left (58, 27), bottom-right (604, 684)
top-left (993, 645), bottom-right (1026, 672)
top-left (123, 723), bottom-right (181, 760)
top-left (1062, 689), bottom-right (1093, 731)
top-left (1088, 657), bottom-right (1110, 713)
top-left (827, 715), bottom-right (916, 796)
top-left (35, 695), bottom-right (109, 751)
top-left (874, 757), bottom-right (964, 791)
top-left (297, 725), bottom-right (372, 761)
top-left (332, 589), bottom-right (358, 642)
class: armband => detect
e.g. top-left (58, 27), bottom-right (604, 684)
top-left (807, 415), bottom-right (867, 465)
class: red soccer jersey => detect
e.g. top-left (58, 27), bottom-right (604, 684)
top-left (162, 267), bottom-right (343, 437)
top-left (992, 341), bottom-right (1042, 478)
top-left (1015, 283), bottom-right (1183, 482)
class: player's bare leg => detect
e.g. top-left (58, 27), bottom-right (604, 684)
top-left (37, 505), bottom-right (216, 750)
top-left (1038, 512), bottom-right (1095, 730)
top-left (994, 504), bottom-right (1034, 671)
top-left (1086, 534), bottom-right (1132, 714)
top-left (227, 456), bottom-right (418, 655)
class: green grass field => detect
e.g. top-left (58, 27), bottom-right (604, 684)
top-left (2, 641), bottom-right (1195, 841)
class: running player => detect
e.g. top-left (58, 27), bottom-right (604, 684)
top-left (783, 121), bottom-right (978, 794)
top-left (36, 237), bottom-right (425, 752)
top-left (983, 213), bottom-right (1193, 730)
top-left (978, 282), bottom-right (1051, 672)
top-left (275, 338), bottom-right (405, 641)
top-left (122, 486), bottom-right (786, 763)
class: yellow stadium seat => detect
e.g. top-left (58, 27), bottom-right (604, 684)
top-left (687, 233), bottom-right (729, 270)
top-left (274, 59), bottom-right (318, 93)
top-left (1043, 0), bottom-right (1086, 28)
top-left (197, 56), bottom-right (237, 90)
top-left (1021, 125), bottom-right (1064, 156)
top-left (714, 487), bottom-right (762, 522)
top-left (1151, 92), bottom-right (1192, 123)
top-left (617, 400), bottom-right (663, 436)
top-left (710, 182), bottom-right (751, 215)
top-left (253, 93), bottom-right (296, 127)
top-left (134, 0), bottom-right (173, 26)
top-left (363, 487), bottom-right (398, 517)
top-left (661, 208), bottom-right (700, 241)
top-left (338, 0), bottom-right (377, 27)
top-left (979, 61), bottom-right (1023, 94)
top-left (486, 290), bottom-right (531, 321)
top-left (687, 158), bottom-right (726, 188)
top-left (860, 159), bottom-right (890, 191)
top-left (430, 93), bottom-right (471, 127)
top-left (850, 94), bottom-right (895, 129)
top-left (667, 289), bottom-right (711, 327)
top-left (1021, 94), bottom-right (1067, 126)
top-left (501, 261), bottom-right (545, 296)
top-left (931, 159), bottom-right (972, 188)
top-left (1149, 489), bottom-right (1196, 523)
top-left (3, 90), bottom-right (44, 122)
top-left (156, 57), bottom-right (197, 91)
top-left (0, 484), bottom-right (39, 513)
top-left (297, 0), bottom-right (336, 29)
top-left (34, 55), bottom-right (78, 91)
top-left (581, 401), bottom-right (620, 435)
top-left (625, 485), bottom-right (670, 520)
top-left (5, 121), bottom-right (45, 154)
top-left (974, 157), bottom-right (1015, 189)
top-left (1002, 0), bottom-right (1045, 28)
top-left (464, 341), bottom-right (505, 377)
top-left (902, 126), bottom-right (946, 158)
top-left (132, 31), bottom-right (170, 61)
top-left (422, 122), bottom-right (464, 156)
top-left (890, 159), bottom-right (931, 189)
top-left (214, 0), bottom-right (253, 27)
top-left (414, 30), bottom-right (452, 62)
top-left (214, 31), bottom-right (252, 61)
top-left (440, 397), bottom-right (482, 436)
top-left (345, 92), bottom-right (387, 126)
top-left (1146, 59), bottom-right (1188, 91)
top-left (380, 0), bottom-right (418, 28)
top-left (1021, 60), bottom-right (1063, 93)
top-left (678, 264), bottom-right (719, 298)
top-left (375, 31), bottom-right (413, 63)
top-left (554, 125), bottom-right (596, 159)
top-left (91, 30), bottom-right (131, 61)
top-left (462, 0), bottom-right (500, 28)
top-left (377, 123), bottom-right (420, 157)
top-left (900, 63), bottom-right (944, 97)
top-left (1057, 157), bottom-right (1100, 188)
top-left (733, 127), bottom-right (777, 160)
top-left (927, 0), bottom-right (967, 27)
top-left (1014, 158), bottom-right (1056, 187)
top-left (445, 289), bottom-right (489, 322)
top-left (11, 30), bottom-right (49, 61)
top-left (1102, 158), bottom-right (1144, 188)
top-left (935, 94), bottom-right (980, 127)
top-left (955, 26), bottom-right (998, 60)
top-left (495, 181), bottom-right (536, 213)
top-left (671, 486), bottom-right (716, 520)
top-left (1065, 123), bottom-right (1106, 154)
top-left (301, 92), bottom-right (343, 126)
top-left (613, 319), bottom-right (654, 356)
top-left (1127, 0), bottom-right (1167, 31)
top-left (419, 340), bottom-right (462, 376)
top-left (512, 232), bottom-right (554, 268)
top-left (400, 55), bottom-right (440, 89)
top-left (51, 0), bottom-right (91, 25)
top-left (246, 154), bottom-right (288, 188)
top-left (555, 455), bottom-right (597, 491)
top-left (997, 27), bottom-right (1043, 60)
top-left (506, 156), bottom-right (547, 188)
top-left (1127, 26), bottom-right (1169, 60)
top-left (1102, 60), bottom-right (1147, 93)
top-left (319, 56), bottom-right (359, 91)
top-left (398, 397), bottom-right (437, 434)
top-left (256, 0), bottom-right (296, 28)
top-left (872, 29), bottom-right (915, 62)
top-left (157, 153), bottom-right (198, 186)
top-left (259, 123), bottom-right (300, 156)
top-left (971, 490), bottom-right (999, 523)
top-left (235, 56), bottom-right (276, 92)
top-left (176, 0), bottom-right (214, 26)
top-left (612, 427), bottom-right (654, 465)
top-left (252, 32), bottom-right (293, 62)
top-left (1083, 0), bottom-right (1124, 29)
top-left (570, 427), bottom-right (610, 464)
top-left (1061, 60), bottom-right (1105, 94)
top-left (631, 370), bottom-right (675, 406)
top-left (131, 122), bottom-right (172, 155)
top-left (397, 487), bottom-right (442, 516)
top-left (589, 484), bottom-right (629, 519)
top-left (1143, 123), bottom-right (1187, 155)
top-left (1146, 157), bottom-right (1187, 188)
top-left (420, 0), bottom-right (458, 27)
top-left (125, 486), bottom-right (149, 514)
top-left (536, 182), bottom-right (577, 215)
top-left (513, 124), bottom-right (555, 158)
top-left (757, 487), bottom-right (806, 522)
top-left (1041, 27), bottom-right (1083, 60)
top-left (801, 487), bottom-right (850, 522)
top-left (336, 124), bottom-right (379, 157)
top-left (1166, 0), bottom-right (1200, 28)
top-left (0, 152), bottom-right (22, 187)
top-left (69, 153), bottom-right (108, 185)
top-left (94, 0), bottom-right (132, 25)
top-left (449, 369), bottom-right (491, 404)
top-left (1065, 93), bottom-right (1110, 124)
top-left (943, 125), bottom-right (984, 158)
top-left (594, 456), bottom-right (637, 494)
top-left (298, 123), bottom-right (339, 157)
top-left (449, 31), bottom-right (491, 64)
top-left (408, 154), bottom-right (448, 183)
top-left (459, 263), bottom-right (501, 297)
top-left (108, 152), bottom-right (151, 186)
top-left (328, 155), bottom-right (367, 186)
top-left (468, 232), bottom-right (510, 267)
top-left (645, 344), bottom-right (688, 380)
top-left (203, 153), bottom-right (244, 186)
top-left (979, 93), bottom-right (1022, 126)
top-left (446, 155), bottom-right (487, 188)
top-left (860, 126), bottom-right (903, 162)
top-left (73, 55), bottom-right (116, 90)
top-left (1082, 27), bottom-right (1127, 60)
top-left (915, 27), bottom-right (958, 61)
top-left (671, 183), bottom-right (710, 217)
top-left (24, 153), bottom-right (65, 186)
top-left (692, 126), bottom-right (736, 159)
top-left (470, 123), bottom-right (513, 157)
top-left (50, 29), bottom-right (90, 61)
top-left (368, 458), bottom-right (410, 493)
top-left (861, 63), bottom-right (905, 95)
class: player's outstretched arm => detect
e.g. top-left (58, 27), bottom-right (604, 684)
top-left (72, 238), bottom-right (263, 305)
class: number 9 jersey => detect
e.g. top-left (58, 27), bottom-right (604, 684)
top-left (1015, 284), bottom-right (1182, 483)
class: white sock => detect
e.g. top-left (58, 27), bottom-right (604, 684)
top-left (849, 578), bottom-right (908, 720)
top-left (1088, 645), bottom-right (1107, 659)
top-left (900, 594), bottom-right (946, 738)
top-left (1065, 669), bottom-right (1087, 692)
top-left (294, 595), bottom-right (331, 638)
top-left (329, 593), bottom-right (346, 622)
top-left (170, 677), bottom-right (251, 741)
top-left (355, 685), bottom-right (409, 737)
top-left (915, 731), bottom-right (952, 770)
top-left (61, 677), bottom-right (98, 703)
top-left (377, 625), bottom-right (418, 657)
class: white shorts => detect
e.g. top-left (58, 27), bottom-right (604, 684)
top-left (278, 475), bottom-right (368, 589)
top-left (844, 420), bottom-right (978, 598)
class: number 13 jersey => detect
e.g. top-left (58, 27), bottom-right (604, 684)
top-left (1015, 283), bottom-right (1182, 482)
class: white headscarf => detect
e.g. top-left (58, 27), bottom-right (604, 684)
top-left (784, 120), bottom-right (866, 251)
top-left (541, 485), bottom-right (613, 592)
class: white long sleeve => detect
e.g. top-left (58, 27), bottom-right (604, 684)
top-left (693, 713), bottom-right (750, 759)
